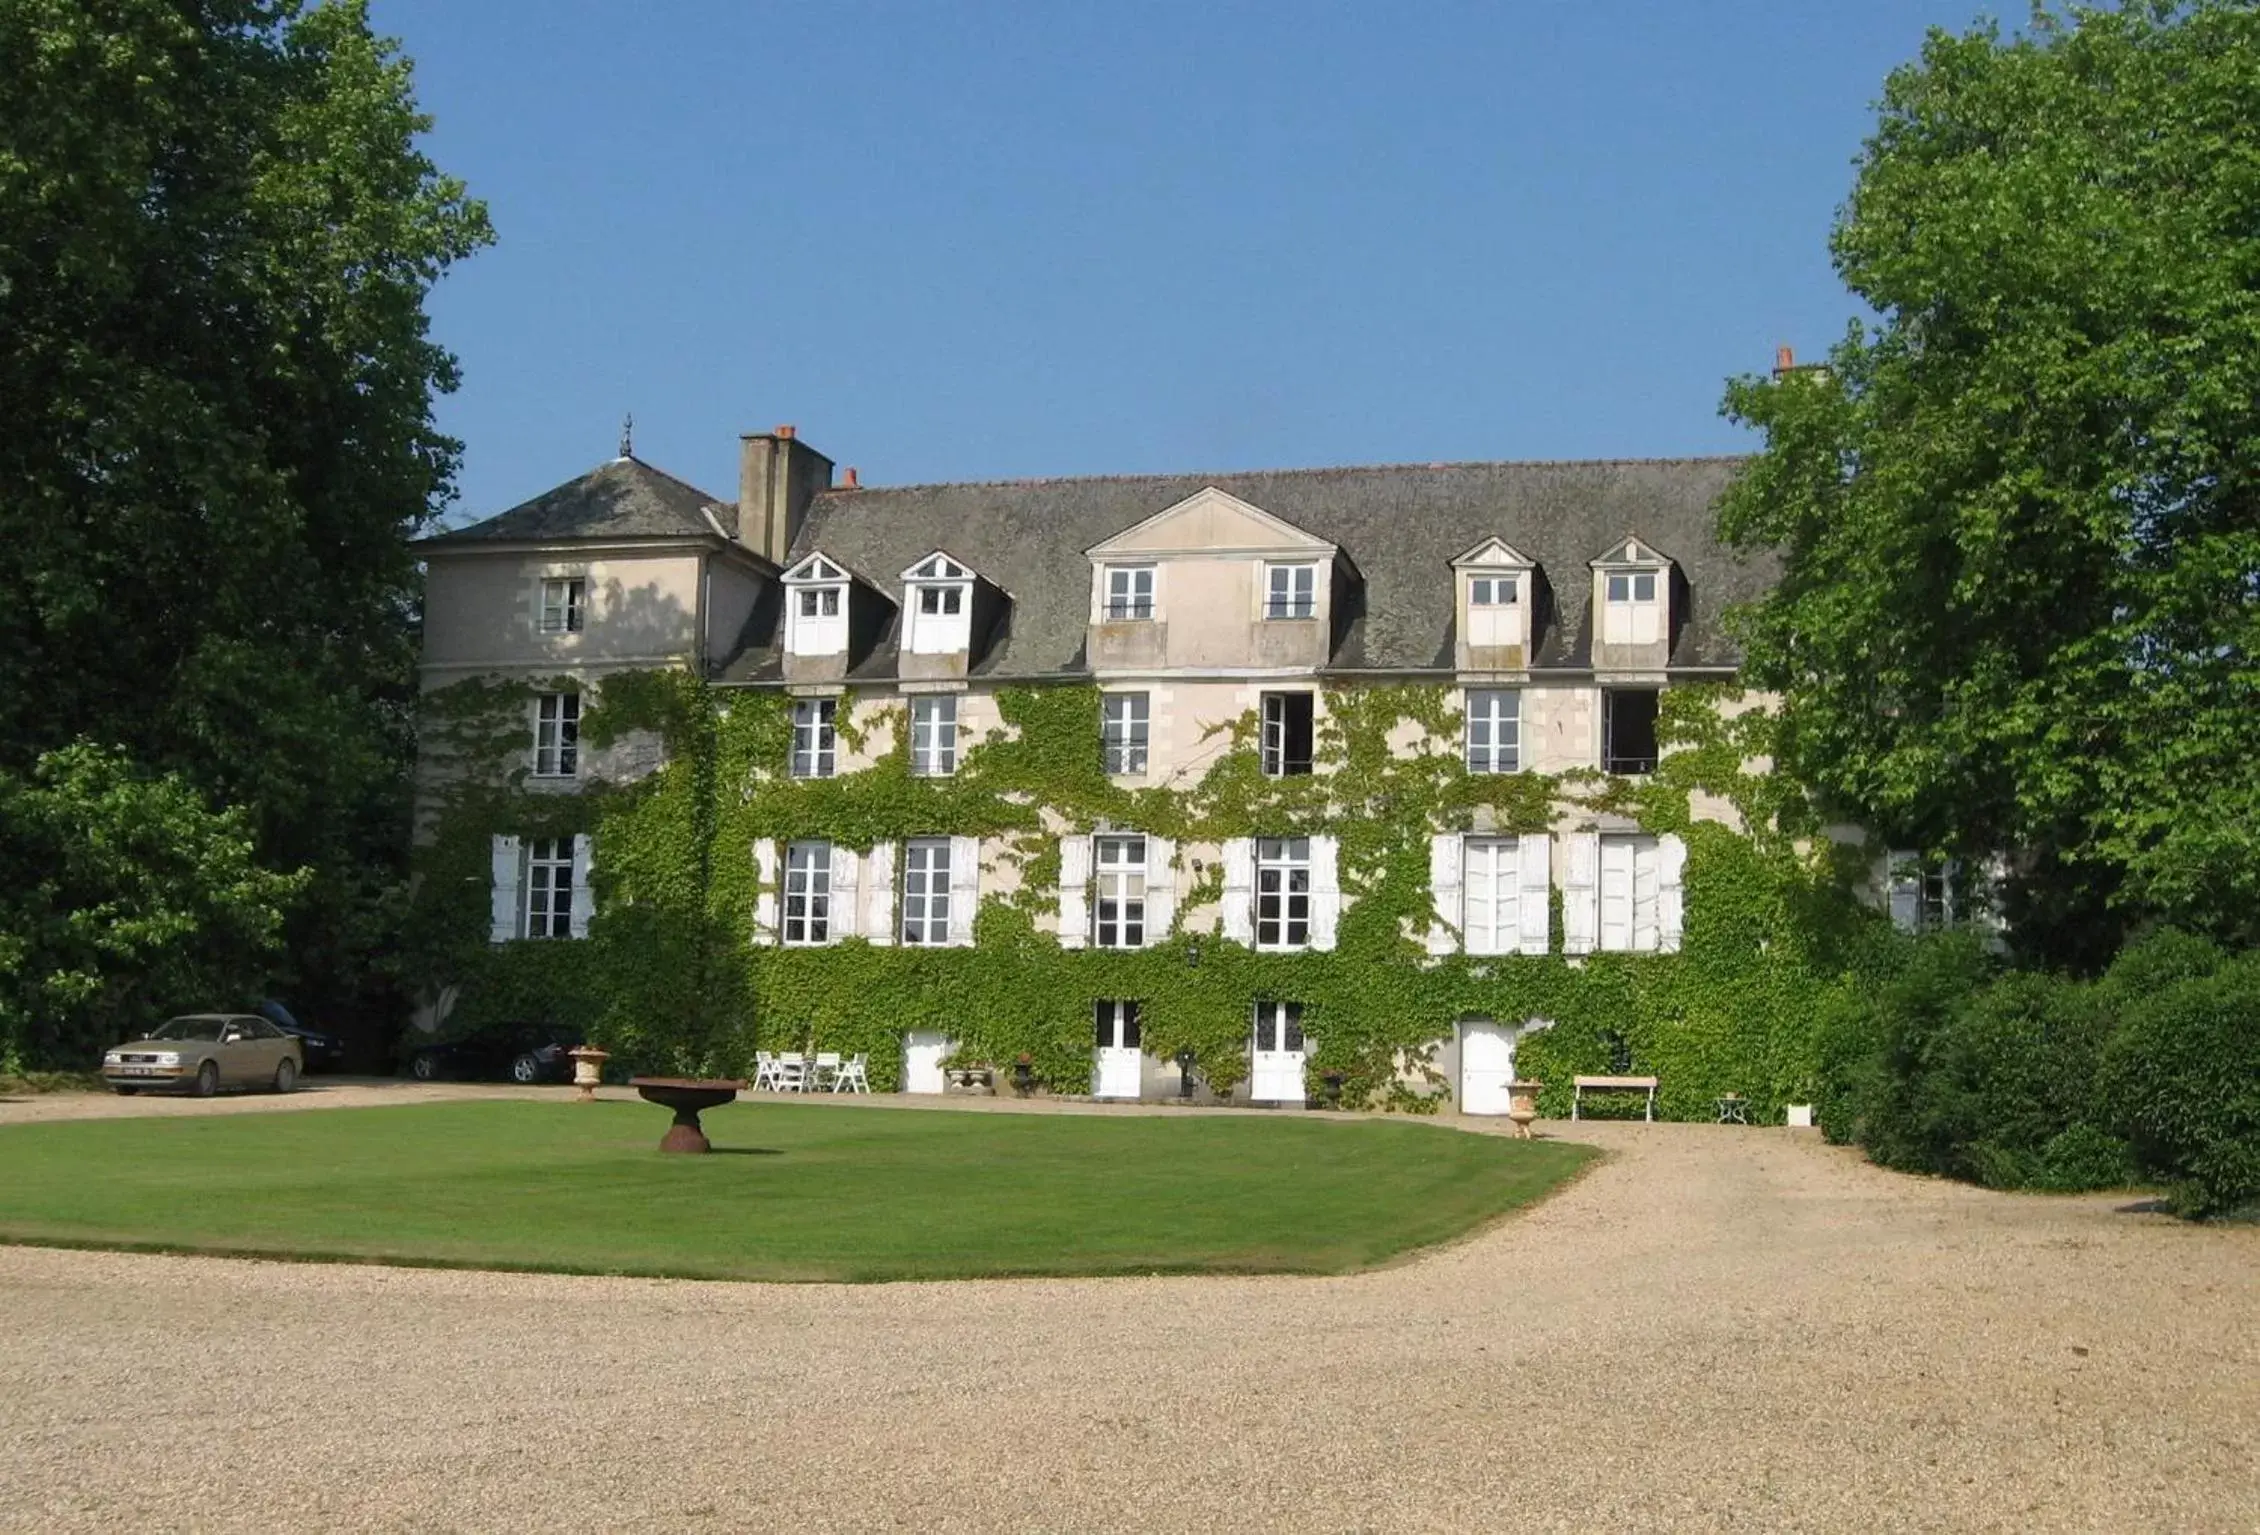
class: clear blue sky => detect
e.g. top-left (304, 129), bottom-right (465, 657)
top-left (370, 1), bottom-right (1997, 522)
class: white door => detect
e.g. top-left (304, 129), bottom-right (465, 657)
top-left (1458, 1018), bottom-right (1516, 1115)
top-left (1250, 1001), bottom-right (1307, 1104)
top-left (1093, 1000), bottom-right (1142, 1100)
top-left (902, 1030), bottom-right (950, 1095)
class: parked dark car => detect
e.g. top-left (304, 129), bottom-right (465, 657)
top-left (406, 1023), bottom-right (577, 1085)
top-left (257, 1000), bottom-right (347, 1073)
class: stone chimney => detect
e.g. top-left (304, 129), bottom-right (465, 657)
top-left (738, 425), bottom-right (835, 566)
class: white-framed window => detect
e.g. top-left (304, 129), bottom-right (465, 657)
top-left (1103, 565), bottom-right (1155, 620)
top-left (1889, 852), bottom-right (1964, 934)
top-left (1468, 574), bottom-right (1517, 606)
top-left (1102, 692), bottom-right (1149, 775)
top-left (904, 554), bottom-right (975, 654)
top-left (1260, 692), bottom-right (1315, 777)
top-left (901, 838), bottom-right (952, 946)
top-left (1599, 833), bottom-right (1663, 952)
top-left (1602, 568), bottom-right (1664, 646)
top-left (534, 692), bottom-right (580, 778)
top-left (1095, 999), bottom-right (1142, 1049)
top-left (790, 698), bottom-right (837, 779)
top-left (1464, 689), bottom-right (1519, 774)
top-left (785, 557), bottom-right (851, 656)
top-left (1264, 562), bottom-right (1316, 620)
top-left (1255, 837), bottom-right (1311, 950)
top-left (783, 841), bottom-right (832, 945)
top-left (1462, 838), bottom-right (1523, 955)
top-left (538, 577), bottom-right (585, 634)
top-left (798, 586), bottom-right (842, 619)
top-left (1252, 999), bottom-right (1305, 1052)
top-left (1094, 834), bottom-right (1147, 949)
top-left (1606, 571), bottom-right (1657, 604)
top-left (910, 695), bottom-right (958, 777)
top-left (522, 838), bottom-right (576, 939)
top-left (918, 585), bottom-right (962, 616)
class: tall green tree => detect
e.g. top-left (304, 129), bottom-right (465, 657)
top-left (0, 1), bottom-right (490, 1059)
top-left (1719, 1), bottom-right (2260, 959)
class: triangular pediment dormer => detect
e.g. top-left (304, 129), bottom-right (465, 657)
top-left (782, 552), bottom-right (850, 584)
top-left (1087, 486), bottom-right (1336, 559)
top-left (901, 550), bottom-right (976, 584)
top-left (1450, 537), bottom-right (1536, 570)
top-left (1590, 534), bottom-right (1673, 569)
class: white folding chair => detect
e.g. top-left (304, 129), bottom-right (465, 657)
top-left (833, 1053), bottom-right (870, 1093)
top-left (752, 1052), bottom-right (780, 1092)
top-left (812, 1051), bottom-right (842, 1092)
top-left (777, 1052), bottom-right (806, 1093)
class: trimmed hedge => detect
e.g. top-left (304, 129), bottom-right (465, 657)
top-left (2106, 945), bottom-right (2260, 1218)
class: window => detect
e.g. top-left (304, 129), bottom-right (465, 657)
top-left (1603, 689), bottom-right (1659, 774)
top-left (900, 839), bottom-right (952, 945)
top-left (1255, 837), bottom-right (1311, 950)
top-left (522, 838), bottom-right (575, 939)
top-left (787, 575), bottom-right (849, 657)
top-left (1462, 838), bottom-right (1523, 955)
top-left (1102, 692), bottom-right (1149, 775)
top-left (538, 577), bottom-right (585, 634)
top-left (1468, 575), bottom-right (1517, 606)
top-left (783, 842), bottom-right (832, 945)
top-left (1605, 571), bottom-right (1658, 604)
top-left (534, 692), bottom-right (580, 778)
top-left (790, 698), bottom-right (837, 778)
top-left (1599, 833), bottom-right (1663, 952)
top-left (797, 586), bottom-right (842, 618)
top-left (1094, 834), bottom-right (1147, 949)
top-left (1260, 692), bottom-right (1315, 777)
top-left (1252, 1000), bottom-right (1305, 1052)
top-left (910, 695), bottom-right (957, 777)
top-left (1094, 999), bottom-right (1142, 1050)
top-left (916, 585), bottom-right (963, 616)
top-left (1602, 568), bottom-right (1665, 646)
top-left (1890, 853), bottom-right (1964, 934)
top-left (1104, 565), bottom-right (1155, 620)
top-left (1265, 563), bottom-right (1316, 620)
top-left (1464, 690), bottom-right (1519, 774)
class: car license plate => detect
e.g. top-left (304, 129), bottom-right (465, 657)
top-left (114, 1066), bottom-right (162, 1076)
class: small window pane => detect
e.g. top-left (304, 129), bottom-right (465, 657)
top-left (1633, 572), bottom-right (1657, 602)
top-left (1607, 573), bottom-right (1631, 603)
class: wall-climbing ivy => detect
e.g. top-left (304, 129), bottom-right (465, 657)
top-left (407, 672), bottom-right (1889, 1119)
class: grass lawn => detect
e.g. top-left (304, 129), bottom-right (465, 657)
top-left (0, 1099), bottom-right (1593, 1282)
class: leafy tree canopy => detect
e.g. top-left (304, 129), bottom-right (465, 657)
top-left (1719, 0), bottom-right (2260, 957)
top-left (0, 1), bottom-right (489, 1058)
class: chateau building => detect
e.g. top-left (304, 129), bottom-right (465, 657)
top-left (412, 425), bottom-right (1935, 1106)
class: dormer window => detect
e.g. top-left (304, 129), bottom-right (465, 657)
top-left (1469, 575), bottom-right (1516, 606)
top-left (1451, 538), bottom-right (1538, 667)
top-left (1264, 563), bottom-right (1316, 620)
top-left (1104, 565), bottom-right (1155, 621)
top-left (783, 554), bottom-right (850, 657)
top-left (1594, 538), bottom-right (1671, 651)
top-left (902, 553), bottom-right (976, 656)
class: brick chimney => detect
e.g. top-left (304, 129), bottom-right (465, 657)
top-left (738, 425), bottom-right (834, 566)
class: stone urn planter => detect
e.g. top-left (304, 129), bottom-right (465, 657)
top-left (1506, 1080), bottom-right (1544, 1140)
top-left (630, 1076), bottom-right (746, 1154)
top-left (568, 1044), bottom-right (610, 1103)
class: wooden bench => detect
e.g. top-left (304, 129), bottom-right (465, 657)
top-left (1572, 1074), bottom-right (1659, 1121)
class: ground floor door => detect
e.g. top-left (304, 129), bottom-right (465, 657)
top-left (1250, 1001), bottom-right (1307, 1104)
top-left (1458, 1017), bottom-right (1516, 1115)
top-left (1093, 1000), bottom-right (1143, 1100)
top-left (902, 1030), bottom-right (950, 1095)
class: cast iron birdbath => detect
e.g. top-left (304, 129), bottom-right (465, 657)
top-left (629, 1076), bottom-right (747, 1154)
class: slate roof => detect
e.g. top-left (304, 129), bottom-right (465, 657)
top-left (721, 456), bottom-right (1764, 681)
top-left (421, 456), bottom-right (739, 546)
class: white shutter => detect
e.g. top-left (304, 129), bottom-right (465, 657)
top-left (827, 842), bottom-right (858, 946)
top-left (753, 839), bottom-right (779, 942)
top-left (568, 833), bottom-right (596, 939)
top-left (1974, 853), bottom-right (2008, 952)
top-left (1057, 834), bottom-right (1091, 950)
top-left (1144, 836), bottom-right (1176, 943)
top-left (1887, 851), bottom-right (1920, 934)
top-left (489, 835), bottom-right (522, 944)
top-left (1310, 834), bottom-right (1341, 952)
top-left (1426, 834), bottom-right (1462, 956)
top-left (1630, 839), bottom-right (1662, 952)
top-left (947, 834), bottom-right (980, 947)
top-left (1220, 837), bottom-right (1255, 945)
top-left (1518, 832), bottom-right (1552, 955)
top-left (864, 842), bottom-right (896, 946)
top-left (1600, 837), bottom-right (1636, 953)
top-left (1562, 832), bottom-right (1600, 955)
top-left (1657, 833), bottom-right (1687, 954)
top-left (1941, 858), bottom-right (1962, 930)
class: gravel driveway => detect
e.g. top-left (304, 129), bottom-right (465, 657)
top-left (0, 1097), bottom-right (2252, 1533)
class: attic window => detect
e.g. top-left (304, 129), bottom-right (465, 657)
top-left (910, 554), bottom-right (970, 581)
top-left (1264, 563), bottom-right (1316, 620)
top-left (1469, 575), bottom-right (1517, 606)
top-left (798, 588), bottom-right (841, 618)
top-left (918, 586), bottom-right (962, 616)
top-left (1606, 572), bottom-right (1657, 604)
top-left (1104, 565), bottom-right (1155, 621)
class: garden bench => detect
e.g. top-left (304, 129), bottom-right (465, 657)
top-left (1571, 1074), bottom-right (1658, 1121)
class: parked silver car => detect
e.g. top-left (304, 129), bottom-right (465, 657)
top-left (102, 1014), bottom-right (304, 1096)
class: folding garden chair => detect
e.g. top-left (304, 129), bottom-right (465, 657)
top-left (752, 1052), bottom-right (781, 1092)
top-left (776, 1052), bottom-right (806, 1093)
top-left (832, 1053), bottom-right (870, 1093)
top-left (811, 1051), bottom-right (842, 1091)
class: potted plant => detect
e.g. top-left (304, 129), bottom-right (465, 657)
top-left (1506, 1080), bottom-right (1544, 1139)
top-left (1321, 1067), bottom-right (1346, 1108)
top-left (1012, 1053), bottom-right (1035, 1096)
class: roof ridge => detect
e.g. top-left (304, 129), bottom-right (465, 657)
top-left (813, 453), bottom-right (1748, 497)
top-left (615, 453), bottom-right (728, 508)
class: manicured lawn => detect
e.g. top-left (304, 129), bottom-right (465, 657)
top-left (0, 1100), bottom-right (1593, 1282)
